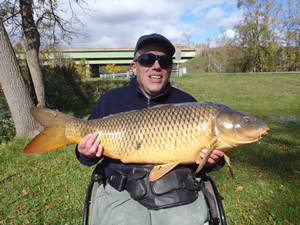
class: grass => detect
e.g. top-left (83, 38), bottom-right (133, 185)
top-left (173, 73), bottom-right (300, 224)
top-left (1, 73), bottom-right (300, 224)
top-left (0, 140), bottom-right (91, 224)
top-left (172, 73), bottom-right (300, 118)
top-left (212, 122), bottom-right (299, 224)
top-left (180, 55), bottom-right (207, 74)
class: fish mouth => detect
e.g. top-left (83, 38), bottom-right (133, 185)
top-left (259, 127), bottom-right (269, 139)
top-left (230, 127), bottom-right (270, 145)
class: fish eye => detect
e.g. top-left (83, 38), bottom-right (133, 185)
top-left (243, 116), bottom-right (251, 124)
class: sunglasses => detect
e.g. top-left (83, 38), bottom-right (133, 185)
top-left (135, 53), bottom-right (173, 69)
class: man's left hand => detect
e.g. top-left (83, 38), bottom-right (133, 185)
top-left (196, 149), bottom-right (224, 167)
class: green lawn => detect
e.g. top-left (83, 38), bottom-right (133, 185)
top-left (172, 73), bottom-right (300, 118)
top-left (1, 73), bottom-right (299, 224)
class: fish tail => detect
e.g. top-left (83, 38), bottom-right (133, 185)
top-left (23, 108), bottom-right (75, 154)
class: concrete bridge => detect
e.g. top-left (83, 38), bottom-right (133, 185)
top-left (58, 44), bottom-right (206, 76)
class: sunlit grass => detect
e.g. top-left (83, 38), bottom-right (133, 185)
top-left (0, 139), bottom-right (92, 224)
top-left (172, 73), bottom-right (300, 118)
top-left (211, 121), bottom-right (300, 224)
top-left (1, 73), bottom-right (299, 224)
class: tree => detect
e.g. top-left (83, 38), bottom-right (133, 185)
top-left (0, 18), bottom-right (41, 137)
top-left (0, 0), bottom-right (86, 138)
top-left (20, 0), bottom-right (45, 107)
top-left (280, 0), bottom-right (300, 71)
top-left (214, 28), bottom-right (244, 72)
top-left (234, 0), bottom-right (281, 72)
top-left (105, 64), bottom-right (122, 74)
top-left (75, 58), bottom-right (90, 78)
top-left (1, 0), bottom-right (86, 107)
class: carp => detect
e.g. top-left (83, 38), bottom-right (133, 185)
top-left (23, 102), bottom-right (269, 181)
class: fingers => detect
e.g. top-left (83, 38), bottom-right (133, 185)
top-left (198, 149), bottom-right (224, 166)
top-left (78, 132), bottom-right (103, 158)
top-left (86, 133), bottom-right (101, 155)
top-left (96, 144), bottom-right (103, 157)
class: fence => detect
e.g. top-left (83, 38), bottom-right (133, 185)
top-left (99, 71), bottom-right (131, 78)
top-left (201, 50), bottom-right (222, 73)
top-left (99, 68), bottom-right (187, 78)
top-left (171, 67), bottom-right (187, 77)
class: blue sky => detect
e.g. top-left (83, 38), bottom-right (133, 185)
top-left (62, 0), bottom-right (286, 48)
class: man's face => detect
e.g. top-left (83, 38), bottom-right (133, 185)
top-left (131, 43), bottom-right (172, 98)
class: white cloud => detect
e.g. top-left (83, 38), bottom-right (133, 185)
top-left (58, 0), bottom-right (242, 48)
top-left (214, 29), bottom-right (236, 47)
top-left (219, 10), bottom-right (244, 27)
top-left (205, 7), bottom-right (226, 20)
top-left (224, 29), bottom-right (235, 39)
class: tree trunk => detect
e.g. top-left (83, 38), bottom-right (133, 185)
top-left (20, 0), bottom-right (46, 108)
top-left (0, 19), bottom-right (41, 137)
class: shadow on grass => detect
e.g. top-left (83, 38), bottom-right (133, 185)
top-left (230, 121), bottom-right (300, 178)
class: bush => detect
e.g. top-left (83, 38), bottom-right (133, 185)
top-left (42, 65), bottom-right (87, 110)
top-left (81, 79), bottom-right (129, 100)
top-left (74, 59), bottom-right (90, 78)
top-left (97, 65), bottom-right (131, 77)
top-left (0, 98), bottom-right (16, 144)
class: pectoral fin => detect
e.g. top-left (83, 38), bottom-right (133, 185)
top-left (149, 161), bottom-right (181, 181)
top-left (195, 137), bottom-right (218, 174)
top-left (224, 153), bottom-right (235, 179)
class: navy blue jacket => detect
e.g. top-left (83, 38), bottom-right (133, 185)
top-left (76, 77), bottom-right (224, 175)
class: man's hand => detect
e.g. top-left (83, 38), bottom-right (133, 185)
top-left (196, 149), bottom-right (224, 167)
top-left (78, 132), bottom-right (103, 158)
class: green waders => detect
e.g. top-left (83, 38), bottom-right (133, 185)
top-left (92, 184), bottom-right (208, 225)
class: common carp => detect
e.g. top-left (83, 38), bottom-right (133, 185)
top-left (23, 102), bottom-right (269, 181)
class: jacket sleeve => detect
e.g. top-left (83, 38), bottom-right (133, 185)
top-left (195, 157), bottom-right (225, 177)
top-left (75, 145), bottom-right (101, 166)
top-left (205, 157), bottom-right (225, 173)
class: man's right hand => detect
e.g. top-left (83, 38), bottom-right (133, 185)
top-left (78, 132), bottom-right (103, 158)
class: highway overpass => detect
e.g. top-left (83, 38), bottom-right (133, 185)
top-left (58, 44), bottom-right (206, 76)
top-left (17, 44), bottom-right (207, 76)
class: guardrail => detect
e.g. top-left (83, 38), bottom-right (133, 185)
top-left (99, 72), bottom-right (131, 78)
top-left (99, 68), bottom-right (187, 78)
top-left (171, 67), bottom-right (187, 77)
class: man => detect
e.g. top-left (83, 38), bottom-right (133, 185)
top-left (76, 33), bottom-right (224, 225)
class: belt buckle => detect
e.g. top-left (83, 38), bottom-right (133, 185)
top-left (108, 169), bottom-right (127, 191)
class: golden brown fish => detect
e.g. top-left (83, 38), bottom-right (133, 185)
top-left (23, 102), bottom-right (269, 181)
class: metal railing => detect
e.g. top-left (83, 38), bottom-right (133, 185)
top-left (99, 71), bottom-right (131, 78)
top-left (99, 68), bottom-right (187, 78)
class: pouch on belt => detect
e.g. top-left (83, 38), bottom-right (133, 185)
top-left (125, 166), bottom-right (201, 210)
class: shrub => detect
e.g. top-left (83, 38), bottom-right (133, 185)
top-left (42, 65), bottom-right (87, 110)
top-left (0, 98), bottom-right (16, 144)
top-left (105, 64), bottom-right (122, 74)
top-left (81, 79), bottom-right (129, 100)
top-left (74, 59), bottom-right (91, 78)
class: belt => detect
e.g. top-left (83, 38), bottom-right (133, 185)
top-left (106, 166), bottom-right (201, 210)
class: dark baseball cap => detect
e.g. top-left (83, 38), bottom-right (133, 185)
top-left (134, 33), bottom-right (175, 57)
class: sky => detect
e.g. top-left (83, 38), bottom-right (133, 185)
top-left (60, 0), bottom-right (284, 48)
